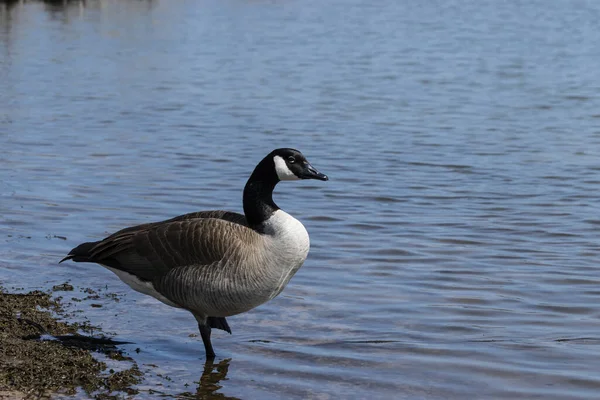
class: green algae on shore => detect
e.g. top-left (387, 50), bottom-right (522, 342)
top-left (0, 286), bottom-right (141, 399)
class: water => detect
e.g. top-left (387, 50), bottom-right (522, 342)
top-left (2, 0), bottom-right (600, 398)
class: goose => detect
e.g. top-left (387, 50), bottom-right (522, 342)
top-left (60, 148), bottom-right (328, 358)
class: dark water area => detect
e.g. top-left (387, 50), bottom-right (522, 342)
top-left (2, 0), bottom-right (600, 398)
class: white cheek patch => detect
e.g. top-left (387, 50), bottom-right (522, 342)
top-left (274, 155), bottom-right (300, 181)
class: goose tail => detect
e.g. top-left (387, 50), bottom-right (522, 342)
top-left (59, 241), bottom-right (97, 264)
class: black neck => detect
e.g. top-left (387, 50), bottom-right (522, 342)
top-left (243, 156), bottom-right (280, 230)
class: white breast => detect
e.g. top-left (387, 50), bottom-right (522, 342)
top-left (262, 209), bottom-right (310, 299)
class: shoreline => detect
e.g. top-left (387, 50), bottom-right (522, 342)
top-left (0, 284), bottom-right (142, 399)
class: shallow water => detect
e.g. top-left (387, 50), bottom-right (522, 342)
top-left (2, 0), bottom-right (600, 398)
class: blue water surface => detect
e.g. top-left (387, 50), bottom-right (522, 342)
top-left (2, 1), bottom-right (600, 398)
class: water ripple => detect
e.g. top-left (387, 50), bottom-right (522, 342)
top-left (2, 0), bottom-right (600, 398)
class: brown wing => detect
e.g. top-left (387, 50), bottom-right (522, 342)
top-left (62, 211), bottom-right (252, 281)
top-left (87, 217), bottom-right (256, 281)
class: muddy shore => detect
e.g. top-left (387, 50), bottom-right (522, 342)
top-left (0, 284), bottom-right (142, 399)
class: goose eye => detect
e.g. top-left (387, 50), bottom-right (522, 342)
top-left (287, 156), bottom-right (296, 163)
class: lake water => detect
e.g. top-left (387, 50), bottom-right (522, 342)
top-left (2, 0), bottom-right (600, 398)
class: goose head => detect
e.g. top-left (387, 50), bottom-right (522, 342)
top-left (271, 148), bottom-right (329, 182)
top-left (244, 148), bottom-right (328, 228)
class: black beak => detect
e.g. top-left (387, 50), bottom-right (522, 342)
top-left (300, 162), bottom-right (328, 181)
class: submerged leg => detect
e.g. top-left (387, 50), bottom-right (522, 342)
top-left (199, 324), bottom-right (215, 359)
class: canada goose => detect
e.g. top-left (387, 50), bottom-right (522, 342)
top-left (60, 148), bottom-right (328, 358)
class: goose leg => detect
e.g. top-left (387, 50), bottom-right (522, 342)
top-left (199, 324), bottom-right (216, 359)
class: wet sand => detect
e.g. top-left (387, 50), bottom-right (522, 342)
top-left (0, 284), bottom-right (141, 399)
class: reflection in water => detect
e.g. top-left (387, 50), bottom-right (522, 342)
top-left (0, 0), bottom-right (157, 15)
top-left (0, 0), bottom-right (84, 12)
top-left (179, 358), bottom-right (239, 400)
